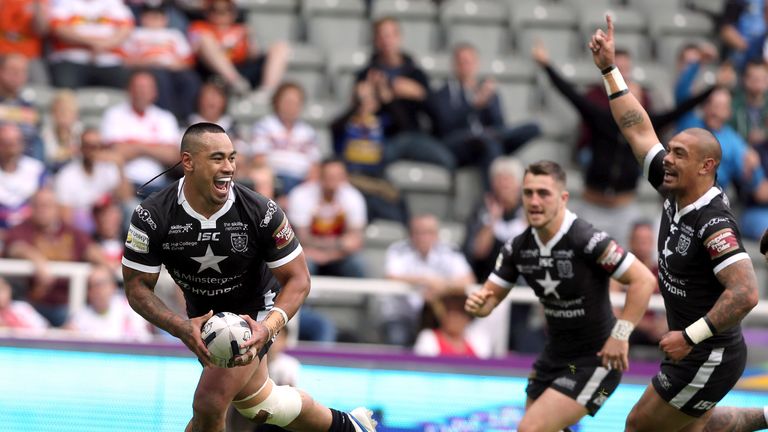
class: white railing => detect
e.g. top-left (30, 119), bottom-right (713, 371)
top-left (2, 258), bottom-right (768, 344)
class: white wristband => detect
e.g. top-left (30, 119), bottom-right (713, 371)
top-left (602, 66), bottom-right (629, 99)
top-left (271, 306), bottom-right (289, 327)
top-left (611, 319), bottom-right (634, 341)
top-left (684, 317), bottom-right (714, 344)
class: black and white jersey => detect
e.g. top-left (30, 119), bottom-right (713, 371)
top-left (644, 143), bottom-right (751, 346)
top-left (122, 180), bottom-right (301, 318)
top-left (490, 210), bottom-right (635, 358)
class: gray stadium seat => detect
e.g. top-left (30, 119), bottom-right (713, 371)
top-left (315, 126), bottom-right (333, 157)
top-left (647, 10), bottom-right (713, 39)
top-left (418, 52), bottom-right (452, 82)
top-left (365, 219), bottom-right (408, 248)
top-left (632, 62), bottom-right (674, 111)
top-left (441, 1), bottom-right (510, 56)
top-left (20, 85), bottom-right (56, 109)
top-left (244, 0), bottom-right (300, 45)
top-left (439, 221), bottom-right (467, 247)
top-left (513, 137), bottom-right (571, 168)
top-left (481, 55), bottom-right (536, 84)
top-left (453, 167), bottom-right (483, 222)
top-left (496, 82), bottom-right (536, 123)
top-left (304, 0), bottom-right (369, 52)
top-left (386, 161), bottom-right (453, 217)
top-left (517, 28), bottom-right (579, 62)
top-left (626, 0), bottom-right (683, 15)
top-left (228, 96), bottom-right (270, 126)
top-left (360, 247), bottom-right (388, 278)
top-left (302, 99), bottom-right (343, 128)
top-left (686, 0), bottom-right (725, 16)
top-left (372, 0), bottom-right (440, 55)
top-left (285, 44), bottom-right (327, 99)
top-left (75, 87), bottom-right (127, 116)
top-left (654, 35), bottom-right (711, 71)
top-left (560, 0), bottom-right (614, 10)
top-left (578, 7), bottom-right (648, 59)
top-left (327, 49), bottom-right (370, 103)
top-left (510, 2), bottom-right (577, 31)
top-left (554, 60), bottom-right (601, 86)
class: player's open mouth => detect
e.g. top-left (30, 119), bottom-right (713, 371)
top-left (663, 169), bottom-right (677, 181)
top-left (213, 177), bottom-right (231, 194)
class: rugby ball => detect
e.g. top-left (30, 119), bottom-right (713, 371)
top-left (201, 312), bottom-right (251, 368)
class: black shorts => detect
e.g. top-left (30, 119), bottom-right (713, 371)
top-left (652, 339), bottom-right (747, 418)
top-left (526, 351), bottom-right (623, 416)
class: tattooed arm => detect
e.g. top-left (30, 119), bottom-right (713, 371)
top-left (703, 407), bottom-right (768, 432)
top-left (709, 259), bottom-right (759, 332)
top-left (123, 266), bottom-right (214, 367)
top-left (589, 15), bottom-right (661, 164)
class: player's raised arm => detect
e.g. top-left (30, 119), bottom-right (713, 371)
top-left (122, 266), bottom-right (215, 367)
top-left (590, 15), bottom-right (660, 164)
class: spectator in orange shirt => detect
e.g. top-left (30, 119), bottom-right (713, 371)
top-left (188, 0), bottom-right (290, 97)
top-left (0, 0), bottom-right (50, 85)
top-left (48, 0), bottom-right (134, 89)
top-left (123, 4), bottom-right (201, 121)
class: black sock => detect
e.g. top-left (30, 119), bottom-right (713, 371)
top-left (328, 408), bottom-right (356, 432)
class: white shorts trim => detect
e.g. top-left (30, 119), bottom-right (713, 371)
top-left (669, 347), bottom-right (724, 409)
top-left (576, 366), bottom-right (610, 405)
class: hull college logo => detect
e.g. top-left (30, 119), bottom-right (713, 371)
top-left (676, 234), bottom-right (691, 256)
top-left (231, 233), bottom-right (248, 252)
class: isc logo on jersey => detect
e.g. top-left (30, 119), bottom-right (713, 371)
top-left (125, 224), bottom-right (150, 253)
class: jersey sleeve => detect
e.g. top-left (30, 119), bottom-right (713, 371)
top-left (643, 142), bottom-right (667, 191)
top-left (257, 200), bottom-right (303, 269)
top-left (487, 240), bottom-right (519, 290)
top-left (582, 227), bottom-right (635, 279)
top-left (121, 204), bottom-right (163, 274)
top-left (698, 213), bottom-right (750, 275)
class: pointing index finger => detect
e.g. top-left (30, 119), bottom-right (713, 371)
top-left (606, 14), bottom-right (614, 39)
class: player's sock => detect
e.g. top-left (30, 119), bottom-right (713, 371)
top-left (328, 408), bottom-right (356, 432)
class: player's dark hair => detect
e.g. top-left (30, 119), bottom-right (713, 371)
top-left (760, 229), bottom-right (768, 255)
top-left (525, 160), bottom-right (567, 186)
top-left (180, 122), bottom-right (226, 154)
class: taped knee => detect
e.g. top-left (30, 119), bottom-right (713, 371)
top-left (234, 382), bottom-right (302, 427)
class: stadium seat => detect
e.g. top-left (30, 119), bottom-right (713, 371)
top-left (481, 55), bottom-right (536, 84)
top-left (418, 52), bottom-right (452, 83)
top-left (302, 99), bottom-right (343, 128)
top-left (513, 137), bottom-right (571, 168)
top-left (75, 87), bottom-right (127, 116)
top-left (315, 126), bottom-right (333, 157)
top-left (20, 85), bottom-right (55, 109)
top-left (632, 62), bottom-right (675, 111)
top-left (647, 9), bottom-right (713, 39)
top-left (517, 28), bottom-right (579, 62)
top-left (285, 44), bottom-right (327, 99)
top-left (453, 167), bottom-right (483, 222)
top-left (327, 49), bottom-right (371, 103)
top-left (560, 0), bottom-right (614, 10)
top-left (228, 96), bottom-right (270, 126)
top-left (439, 221), bottom-right (467, 247)
top-left (496, 82), bottom-right (536, 123)
top-left (304, 0), bottom-right (369, 53)
top-left (371, 0), bottom-right (440, 55)
top-left (441, 1), bottom-right (510, 56)
top-left (360, 247), bottom-right (388, 278)
top-left (626, 0), bottom-right (683, 15)
top-left (244, 0), bottom-right (300, 45)
top-left (685, 0), bottom-right (725, 16)
top-left (509, 2), bottom-right (577, 32)
top-left (654, 35), bottom-right (711, 71)
top-left (365, 219), bottom-right (408, 248)
top-left (386, 161), bottom-right (453, 217)
top-left (553, 60), bottom-right (602, 86)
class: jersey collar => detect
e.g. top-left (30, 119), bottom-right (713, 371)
top-left (177, 178), bottom-right (236, 229)
top-left (673, 186), bottom-right (721, 224)
top-left (533, 209), bottom-right (577, 257)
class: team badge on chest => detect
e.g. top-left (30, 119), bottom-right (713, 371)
top-left (231, 233), bottom-right (248, 252)
top-left (676, 234), bottom-right (690, 256)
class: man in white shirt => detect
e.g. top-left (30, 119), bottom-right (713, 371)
top-left (287, 158), bottom-right (366, 278)
top-left (54, 128), bottom-right (132, 233)
top-left (100, 71), bottom-right (180, 193)
top-left (65, 265), bottom-right (152, 341)
top-left (382, 213), bottom-right (476, 345)
top-left (0, 123), bottom-right (46, 230)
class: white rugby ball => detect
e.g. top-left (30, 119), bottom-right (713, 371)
top-left (201, 312), bottom-right (251, 368)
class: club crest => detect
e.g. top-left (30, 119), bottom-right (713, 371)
top-left (676, 234), bottom-right (691, 256)
top-left (231, 233), bottom-right (248, 252)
